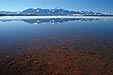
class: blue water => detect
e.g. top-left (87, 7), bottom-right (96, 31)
top-left (0, 18), bottom-right (113, 51)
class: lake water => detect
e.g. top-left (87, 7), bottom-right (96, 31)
top-left (1, 18), bottom-right (113, 75)
top-left (0, 18), bottom-right (113, 52)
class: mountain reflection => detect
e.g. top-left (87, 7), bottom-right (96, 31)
top-left (0, 18), bottom-right (100, 24)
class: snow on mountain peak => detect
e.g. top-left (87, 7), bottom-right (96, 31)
top-left (32, 7), bottom-right (37, 10)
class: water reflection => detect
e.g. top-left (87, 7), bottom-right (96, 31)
top-left (0, 18), bottom-right (113, 52)
top-left (0, 18), bottom-right (100, 24)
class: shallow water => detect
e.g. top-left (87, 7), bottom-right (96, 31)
top-left (0, 18), bottom-right (113, 52)
top-left (0, 18), bottom-right (113, 75)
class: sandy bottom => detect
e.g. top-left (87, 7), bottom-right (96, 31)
top-left (0, 35), bottom-right (113, 75)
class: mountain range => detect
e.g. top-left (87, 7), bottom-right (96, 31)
top-left (0, 8), bottom-right (112, 16)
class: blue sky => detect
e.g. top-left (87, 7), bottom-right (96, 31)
top-left (0, 0), bottom-right (113, 14)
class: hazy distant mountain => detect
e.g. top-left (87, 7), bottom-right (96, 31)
top-left (0, 8), bottom-right (112, 16)
top-left (0, 11), bottom-right (17, 14)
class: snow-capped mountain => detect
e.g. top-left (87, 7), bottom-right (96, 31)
top-left (20, 8), bottom-right (105, 16)
top-left (0, 8), bottom-right (112, 16)
top-left (20, 8), bottom-right (74, 16)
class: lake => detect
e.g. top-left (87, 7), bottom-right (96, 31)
top-left (0, 17), bottom-right (113, 75)
top-left (0, 18), bottom-right (113, 52)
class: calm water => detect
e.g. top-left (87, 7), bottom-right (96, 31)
top-left (0, 18), bottom-right (113, 52)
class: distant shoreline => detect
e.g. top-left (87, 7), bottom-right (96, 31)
top-left (0, 16), bottom-right (113, 20)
